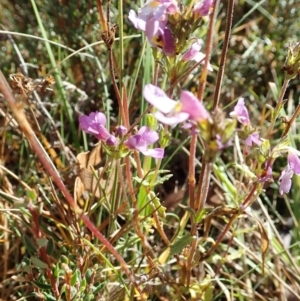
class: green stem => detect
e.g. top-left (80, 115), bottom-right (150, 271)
top-left (267, 78), bottom-right (290, 138)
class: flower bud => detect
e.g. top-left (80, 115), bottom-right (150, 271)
top-left (282, 42), bottom-right (300, 79)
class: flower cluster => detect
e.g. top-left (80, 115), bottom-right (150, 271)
top-left (143, 84), bottom-right (236, 161)
top-left (143, 84), bottom-right (210, 126)
top-left (129, 0), bottom-right (179, 56)
top-left (79, 112), bottom-right (164, 159)
top-left (128, 0), bottom-right (214, 57)
top-left (282, 41), bottom-right (300, 80)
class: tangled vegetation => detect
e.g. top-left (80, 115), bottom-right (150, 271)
top-left (0, 1), bottom-right (300, 300)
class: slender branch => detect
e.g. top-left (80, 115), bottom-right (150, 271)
top-left (195, 160), bottom-right (212, 213)
top-left (202, 213), bottom-right (237, 260)
top-left (267, 78), bottom-right (290, 138)
top-left (282, 103), bottom-right (300, 137)
top-left (197, 0), bottom-right (219, 101)
top-left (96, 0), bottom-right (108, 31)
top-left (188, 132), bottom-right (197, 210)
top-left (212, 0), bottom-right (234, 110)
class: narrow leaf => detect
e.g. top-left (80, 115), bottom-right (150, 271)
top-left (169, 233), bottom-right (194, 256)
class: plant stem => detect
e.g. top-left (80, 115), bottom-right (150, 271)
top-left (212, 0), bottom-right (235, 110)
top-left (195, 160), bottom-right (212, 213)
top-left (188, 132), bottom-right (197, 210)
top-left (267, 78), bottom-right (290, 138)
top-left (281, 97), bottom-right (300, 137)
top-left (197, 0), bottom-right (218, 101)
top-left (96, 0), bottom-right (108, 31)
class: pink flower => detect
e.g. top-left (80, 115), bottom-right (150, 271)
top-left (143, 84), bottom-right (210, 126)
top-left (128, 0), bottom-right (179, 31)
top-left (124, 126), bottom-right (164, 158)
top-left (115, 125), bottom-right (127, 137)
top-left (129, 1), bottom-right (177, 56)
top-left (193, 0), bottom-right (214, 17)
top-left (230, 98), bottom-right (250, 125)
top-left (180, 91), bottom-right (210, 121)
top-left (245, 132), bottom-right (261, 146)
top-left (182, 39), bottom-right (213, 71)
top-left (279, 152), bottom-right (300, 195)
top-left (79, 112), bottom-right (111, 141)
top-left (145, 17), bottom-right (175, 56)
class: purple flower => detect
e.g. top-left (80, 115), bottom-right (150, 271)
top-left (182, 39), bottom-right (213, 71)
top-left (245, 132), bottom-right (261, 146)
top-left (106, 135), bottom-right (117, 146)
top-left (128, 0), bottom-right (179, 31)
top-left (230, 98), bottom-right (250, 125)
top-left (193, 0), bottom-right (214, 17)
top-left (79, 112), bottom-right (111, 141)
top-left (115, 125), bottom-right (127, 137)
top-left (145, 17), bottom-right (175, 56)
top-left (143, 84), bottom-right (210, 126)
top-left (180, 91), bottom-right (210, 120)
top-left (279, 152), bottom-right (300, 194)
top-left (124, 126), bottom-right (164, 158)
top-left (128, 10), bottom-right (147, 31)
top-left (128, 1), bottom-right (177, 56)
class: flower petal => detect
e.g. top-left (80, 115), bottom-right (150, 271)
top-left (279, 166), bottom-right (293, 195)
top-left (230, 98), bottom-right (250, 125)
top-left (138, 126), bottom-right (159, 144)
top-left (288, 152), bottom-right (300, 174)
top-left (245, 132), bottom-right (261, 146)
top-left (143, 84), bottom-right (177, 113)
top-left (154, 111), bottom-right (189, 125)
top-left (128, 9), bottom-right (146, 31)
top-left (141, 148), bottom-right (164, 158)
top-left (180, 91), bottom-right (210, 121)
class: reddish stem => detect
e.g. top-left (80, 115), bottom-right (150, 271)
top-left (96, 0), bottom-right (108, 31)
top-left (212, 0), bottom-right (234, 110)
top-left (197, 0), bottom-right (218, 101)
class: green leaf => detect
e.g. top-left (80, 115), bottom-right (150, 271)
top-left (85, 268), bottom-right (93, 285)
top-left (33, 280), bottom-right (52, 290)
top-left (31, 256), bottom-right (48, 269)
top-left (71, 269), bottom-right (80, 286)
top-left (83, 293), bottom-right (95, 301)
top-left (53, 264), bottom-right (60, 279)
top-left (151, 196), bottom-right (166, 218)
top-left (26, 190), bottom-right (37, 201)
top-left (222, 118), bottom-right (237, 142)
top-left (169, 233), bottom-right (194, 256)
top-left (37, 238), bottom-right (48, 247)
top-left (80, 278), bottom-right (87, 292)
top-left (133, 176), bottom-right (150, 186)
top-left (259, 139), bottom-right (271, 160)
top-left (46, 238), bottom-right (54, 256)
top-left (24, 235), bottom-right (36, 255)
top-left (91, 282), bottom-right (106, 294)
top-left (43, 293), bottom-right (57, 301)
top-left (232, 163), bottom-right (256, 179)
